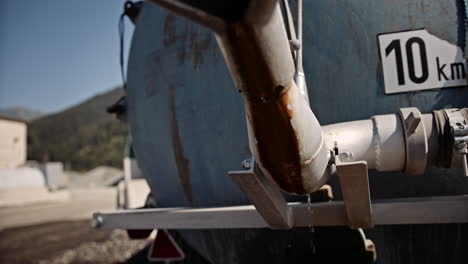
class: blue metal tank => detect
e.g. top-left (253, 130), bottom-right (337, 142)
top-left (126, 1), bottom-right (468, 263)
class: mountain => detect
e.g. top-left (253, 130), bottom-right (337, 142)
top-left (0, 107), bottom-right (45, 121)
top-left (27, 87), bottom-right (128, 171)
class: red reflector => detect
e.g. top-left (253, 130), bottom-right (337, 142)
top-left (148, 230), bottom-right (185, 262)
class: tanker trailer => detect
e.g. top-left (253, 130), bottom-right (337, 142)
top-left (95, 1), bottom-right (468, 263)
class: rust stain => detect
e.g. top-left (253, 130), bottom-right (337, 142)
top-left (247, 82), bottom-right (306, 194)
top-left (163, 13), bottom-right (217, 69)
top-left (189, 30), bottom-right (216, 68)
top-left (390, 24), bottom-right (399, 32)
top-left (144, 50), bottom-right (161, 97)
top-left (163, 14), bottom-right (181, 47)
top-left (407, 1), bottom-right (413, 27)
top-left (348, 17), bottom-right (354, 31)
top-left (163, 14), bottom-right (188, 63)
top-left (169, 86), bottom-right (194, 204)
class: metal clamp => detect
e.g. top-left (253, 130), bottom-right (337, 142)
top-left (398, 107), bottom-right (428, 175)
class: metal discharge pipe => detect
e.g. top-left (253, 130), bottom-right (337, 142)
top-left (216, 4), bottom-right (331, 194)
top-left (323, 109), bottom-right (468, 175)
top-left (147, 0), bottom-right (330, 194)
top-left (323, 114), bottom-right (430, 172)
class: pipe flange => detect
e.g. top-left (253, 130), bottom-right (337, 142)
top-left (398, 107), bottom-right (428, 175)
top-left (444, 109), bottom-right (468, 170)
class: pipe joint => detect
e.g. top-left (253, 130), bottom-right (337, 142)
top-left (433, 108), bottom-right (468, 175)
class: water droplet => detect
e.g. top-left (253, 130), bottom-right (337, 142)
top-left (306, 194), bottom-right (314, 233)
top-left (306, 194), bottom-right (316, 254)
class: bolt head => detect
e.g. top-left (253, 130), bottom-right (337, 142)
top-left (241, 159), bottom-right (252, 169)
top-left (339, 152), bottom-right (353, 161)
top-left (458, 149), bottom-right (468, 154)
top-left (92, 215), bottom-right (104, 228)
top-left (289, 39), bottom-right (301, 51)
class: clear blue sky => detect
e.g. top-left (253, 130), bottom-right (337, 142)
top-left (0, 0), bottom-right (134, 113)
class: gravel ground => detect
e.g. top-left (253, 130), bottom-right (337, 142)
top-left (0, 219), bottom-right (210, 264)
top-left (0, 220), bottom-right (149, 264)
top-left (37, 230), bottom-right (149, 264)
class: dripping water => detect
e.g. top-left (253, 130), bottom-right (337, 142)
top-left (306, 194), bottom-right (316, 254)
top-left (306, 194), bottom-right (314, 232)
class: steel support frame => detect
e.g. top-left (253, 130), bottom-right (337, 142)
top-left (93, 195), bottom-right (468, 230)
top-left (93, 159), bottom-right (468, 230)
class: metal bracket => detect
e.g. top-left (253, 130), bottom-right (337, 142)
top-left (229, 158), bottom-right (292, 229)
top-left (336, 158), bottom-right (373, 229)
top-left (231, 156), bottom-right (372, 230)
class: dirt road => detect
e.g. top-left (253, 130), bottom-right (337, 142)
top-left (0, 188), bottom-right (116, 230)
top-left (0, 187), bottom-right (209, 264)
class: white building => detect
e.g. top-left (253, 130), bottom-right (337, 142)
top-left (0, 114), bottom-right (27, 169)
top-left (0, 115), bottom-right (70, 206)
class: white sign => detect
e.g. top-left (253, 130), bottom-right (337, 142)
top-left (378, 29), bottom-right (467, 94)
